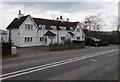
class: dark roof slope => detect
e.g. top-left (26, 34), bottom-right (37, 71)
top-left (6, 15), bottom-right (29, 29)
top-left (68, 32), bottom-right (74, 35)
top-left (33, 18), bottom-right (78, 30)
top-left (44, 31), bottom-right (56, 36)
top-left (6, 15), bottom-right (79, 30)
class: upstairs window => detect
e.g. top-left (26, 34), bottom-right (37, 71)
top-left (51, 26), bottom-right (56, 30)
top-left (25, 24), bottom-right (33, 30)
top-left (60, 27), bottom-right (66, 30)
top-left (39, 25), bottom-right (45, 30)
top-left (70, 27), bottom-right (73, 30)
top-left (76, 28), bottom-right (80, 32)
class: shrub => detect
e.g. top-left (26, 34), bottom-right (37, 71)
top-left (85, 41), bottom-right (109, 46)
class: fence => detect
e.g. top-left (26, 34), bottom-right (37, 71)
top-left (2, 43), bottom-right (11, 55)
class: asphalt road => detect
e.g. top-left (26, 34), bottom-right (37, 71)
top-left (2, 45), bottom-right (119, 80)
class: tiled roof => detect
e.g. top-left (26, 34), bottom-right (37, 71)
top-left (33, 18), bottom-right (78, 30)
top-left (6, 15), bottom-right (29, 29)
top-left (6, 15), bottom-right (79, 30)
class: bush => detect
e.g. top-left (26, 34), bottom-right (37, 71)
top-left (85, 41), bottom-right (109, 46)
top-left (98, 41), bottom-right (109, 46)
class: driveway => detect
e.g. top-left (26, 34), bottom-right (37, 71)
top-left (17, 46), bottom-right (49, 57)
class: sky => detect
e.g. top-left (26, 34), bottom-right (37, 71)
top-left (0, 0), bottom-right (119, 31)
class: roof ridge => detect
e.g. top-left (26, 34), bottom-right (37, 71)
top-left (32, 17), bottom-right (79, 23)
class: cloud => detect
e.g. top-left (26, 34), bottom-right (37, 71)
top-left (0, 2), bottom-right (118, 31)
top-left (1, 0), bottom-right (119, 2)
top-left (3, 2), bottom-right (113, 12)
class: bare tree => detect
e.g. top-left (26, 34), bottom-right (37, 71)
top-left (83, 14), bottom-right (103, 31)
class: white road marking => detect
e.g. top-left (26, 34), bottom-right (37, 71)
top-left (1, 49), bottom-right (118, 80)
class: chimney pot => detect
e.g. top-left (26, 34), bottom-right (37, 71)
top-left (67, 18), bottom-right (69, 22)
top-left (18, 10), bottom-right (24, 19)
top-left (60, 16), bottom-right (63, 19)
top-left (19, 10), bottom-right (21, 14)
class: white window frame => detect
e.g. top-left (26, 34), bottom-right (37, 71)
top-left (61, 37), bottom-right (66, 41)
top-left (40, 37), bottom-right (44, 42)
top-left (24, 37), bottom-right (32, 42)
top-left (51, 26), bottom-right (56, 30)
top-left (70, 27), bottom-right (73, 30)
top-left (39, 25), bottom-right (45, 30)
top-left (76, 28), bottom-right (80, 32)
top-left (25, 24), bottom-right (33, 30)
top-left (60, 27), bottom-right (66, 30)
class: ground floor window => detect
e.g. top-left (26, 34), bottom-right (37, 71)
top-left (77, 36), bottom-right (80, 40)
top-left (24, 37), bottom-right (32, 42)
top-left (45, 37), bottom-right (47, 42)
top-left (61, 37), bottom-right (66, 41)
top-left (40, 37), bottom-right (44, 42)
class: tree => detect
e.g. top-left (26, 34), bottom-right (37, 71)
top-left (83, 14), bottom-right (103, 31)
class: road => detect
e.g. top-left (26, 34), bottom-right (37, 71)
top-left (2, 45), bottom-right (119, 80)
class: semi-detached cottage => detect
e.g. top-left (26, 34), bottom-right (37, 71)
top-left (6, 10), bottom-right (85, 47)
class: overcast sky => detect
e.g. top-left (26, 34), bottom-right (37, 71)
top-left (0, 0), bottom-right (119, 31)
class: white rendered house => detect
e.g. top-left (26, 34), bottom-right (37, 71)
top-left (6, 11), bottom-right (85, 47)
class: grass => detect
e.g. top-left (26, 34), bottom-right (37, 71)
top-left (2, 54), bottom-right (19, 60)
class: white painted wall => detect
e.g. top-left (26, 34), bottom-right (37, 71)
top-left (8, 15), bottom-right (85, 47)
top-left (19, 16), bottom-right (38, 47)
top-left (74, 24), bottom-right (85, 41)
top-left (11, 29), bottom-right (20, 46)
top-left (37, 30), bottom-right (48, 46)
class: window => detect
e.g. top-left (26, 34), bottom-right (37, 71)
top-left (70, 27), bottom-right (73, 30)
top-left (60, 27), bottom-right (66, 30)
top-left (24, 37), bottom-right (32, 42)
top-left (76, 28), bottom-right (80, 32)
top-left (30, 37), bottom-right (32, 42)
top-left (77, 36), bottom-right (80, 40)
top-left (51, 26), bottom-right (56, 30)
top-left (61, 37), bottom-right (65, 41)
top-left (25, 24), bottom-right (33, 30)
top-left (45, 37), bottom-right (47, 42)
top-left (39, 25), bottom-right (45, 30)
top-left (40, 37), bottom-right (44, 42)
top-left (25, 37), bottom-right (27, 42)
top-left (31, 25), bottom-right (33, 29)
